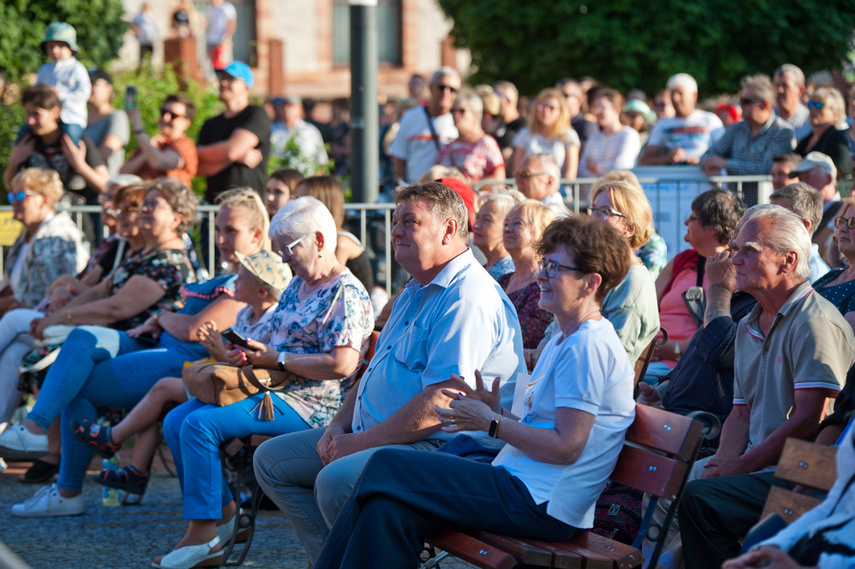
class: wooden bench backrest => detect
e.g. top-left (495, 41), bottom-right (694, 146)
top-left (633, 330), bottom-right (663, 387)
top-left (759, 438), bottom-right (837, 525)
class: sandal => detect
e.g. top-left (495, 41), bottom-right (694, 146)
top-left (70, 419), bottom-right (120, 459)
top-left (18, 458), bottom-right (59, 484)
top-left (93, 464), bottom-right (149, 495)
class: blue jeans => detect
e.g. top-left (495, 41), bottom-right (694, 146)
top-left (314, 448), bottom-right (576, 569)
top-left (26, 326), bottom-right (196, 491)
top-left (163, 394), bottom-right (311, 520)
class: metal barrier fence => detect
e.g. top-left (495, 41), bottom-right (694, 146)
top-left (1, 173), bottom-right (850, 295)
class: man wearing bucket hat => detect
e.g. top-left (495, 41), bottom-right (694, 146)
top-left (196, 61), bottom-right (271, 202)
top-left (32, 22), bottom-right (90, 146)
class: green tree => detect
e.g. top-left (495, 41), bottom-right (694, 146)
top-left (438, 0), bottom-right (855, 96)
top-left (0, 0), bottom-right (127, 81)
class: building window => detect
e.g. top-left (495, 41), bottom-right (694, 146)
top-left (333, 0), bottom-right (402, 66)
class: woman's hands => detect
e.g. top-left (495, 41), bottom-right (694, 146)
top-left (126, 314), bottom-right (163, 340)
top-left (197, 320), bottom-right (227, 362)
top-left (226, 337), bottom-right (278, 368)
top-left (435, 370), bottom-right (503, 433)
top-left (29, 313), bottom-right (61, 341)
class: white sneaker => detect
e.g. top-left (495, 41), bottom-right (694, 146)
top-left (0, 457), bottom-right (6, 473)
top-left (11, 484), bottom-right (85, 517)
top-left (0, 424), bottom-right (49, 460)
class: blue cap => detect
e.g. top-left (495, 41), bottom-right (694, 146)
top-left (217, 61), bottom-right (254, 89)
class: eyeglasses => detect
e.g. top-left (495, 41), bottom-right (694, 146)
top-left (451, 108), bottom-right (467, 115)
top-left (739, 97), bottom-right (760, 106)
top-left (434, 84), bottom-right (458, 94)
top-left (538, 259), bottom-right (582, 279)
top-left (279, 234), bottom-right (310, 257)
top-left (587, 205), bottom-right (628, 219)
top-left (515, 170), bottom-right (549, 179)
top-left (141, 199), bottom-right (171, 211)
top-left (160, 107), bottom-right (186, 120)
top-left (807, 100), bottom-right (825, 110)
top-left (834, 216), bottom-right (855, 229)
top-left (107, 205), bottom-right (140, 217)
top-left (7, 190), bottom-right (39, 203)
top-left (537, 103), bottom-right (558, 112)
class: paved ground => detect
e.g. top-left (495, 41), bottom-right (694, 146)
top-left (0, 448), bottom-right (475, 569)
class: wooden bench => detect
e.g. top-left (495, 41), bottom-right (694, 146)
top-left (425, 404), bottom-right (705, 569)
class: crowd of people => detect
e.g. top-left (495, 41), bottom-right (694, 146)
top-left (1, 19), bottom-right (854, 569)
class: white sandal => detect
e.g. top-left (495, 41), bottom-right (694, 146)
top-left (151, 536), bottom-right (223, 569)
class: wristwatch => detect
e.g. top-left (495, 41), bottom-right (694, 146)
top-left (278, 352), bottom-right (288, 372)
top-left (488, 416), bottom-right (502, 439)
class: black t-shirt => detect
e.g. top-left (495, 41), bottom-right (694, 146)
top-left (494, 116), bottom-right (527, 156)
top-left (197, 104), bottom-right (271, 202)
top-left (21, 132), bottom-right (105, 203)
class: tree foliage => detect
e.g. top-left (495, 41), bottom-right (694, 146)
top-left (438, 0), bottom-right (855, 97)
top-left (0, 0), bottom-right (127, 81)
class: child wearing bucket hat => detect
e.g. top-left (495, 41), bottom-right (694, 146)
top-left (29, 22), bottom-right (91, 145)
top-left (69, 250), bottom-right (292, 495)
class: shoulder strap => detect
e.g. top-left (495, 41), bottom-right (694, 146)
top-left (423, 106), bottom-right (442, 152)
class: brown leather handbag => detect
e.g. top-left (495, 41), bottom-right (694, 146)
top-left (182, 363), bottom-right (302, 420)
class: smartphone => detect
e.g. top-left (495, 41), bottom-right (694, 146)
top-left (135, 334), bottom-right (158, 346)
top-left (124, 85), bottom-right (138, 111)
top-left (222, 328), bottom-right (253, 350)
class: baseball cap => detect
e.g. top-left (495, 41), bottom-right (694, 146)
top-left (216, 61), bottom-right (254, 89)
top-left (236, 250), bottom-right (292, 297)
top-left (437, 177), bottom-right (476, 230)
top-left (789, 151), bottom-right (837, 180)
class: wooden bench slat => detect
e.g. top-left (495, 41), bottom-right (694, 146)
top-left (759, 486), bottom-right (823, 526)
top-left (626, 405), bottom-right (705, 460)
top-left (774, 438), bottom-right (837, 489)
top-left (472, 532), bottom-right (558, 567)
top-left (568, 532), bottom-right (643, 569)
top-left (428, 531), bottom-right (519, 569)
top-left (609, 445), bottom-right (687, 501)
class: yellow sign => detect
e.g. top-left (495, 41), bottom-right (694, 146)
top-left (0, 210), bottom-right (23, 246)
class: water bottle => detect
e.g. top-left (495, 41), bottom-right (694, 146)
top-left (101, 456), bottom-right (123, 507)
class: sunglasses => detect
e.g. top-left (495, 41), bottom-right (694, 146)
top-left (451, 108), bottom-right (467, 115)
top-left (434, 84), bottom-right (458, 94)
top-left (106, 205), bottom-right (140, 217)
top-left (739, 98), bottom-right (761, 106)
top-left (835, 216), bottom-right (855, 229)
top-left (807, 100), bottom-right (825, 110)
top-left (7, 190), bottom-right (39, 203)
top-left (160, 107), bottom-right (186, 120)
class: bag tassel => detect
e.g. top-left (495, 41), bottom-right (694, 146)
top-left (250, 391), bottom-right (276, 421)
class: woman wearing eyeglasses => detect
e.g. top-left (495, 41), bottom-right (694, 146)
top-left (310, 215), bottom-right (636, 569)
top-left (795, 87), bottom-right (852, 179)
top-left (436, 91), bottom-right (506, 185)
top-left (511, 88), bottom-right (580, 180)
top-left (587, 181), bottom-right (659, 364)
top-left (120, 94), bottom-right (199, 186)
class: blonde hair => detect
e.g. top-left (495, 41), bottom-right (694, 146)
top-left (11, 168), bottom-right (63, 206)
top-left (590, 181), bottom-right (654, 250)
top-left (507, 199), bottom-right (556, 247)
top-left (528, 88), bottom-right (571, 139)
top-left (811, 86), bottom-right (846, 124)
top-left (216, 187), bottom-right (271, 251)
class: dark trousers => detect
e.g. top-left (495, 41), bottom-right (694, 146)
top-left (679, 471), bottom-right (794, 569)
top-left (314, 448), bottom-right (577, 569)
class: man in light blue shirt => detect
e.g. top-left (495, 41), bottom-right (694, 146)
top-left (254, 181), bottom-right (526, 564)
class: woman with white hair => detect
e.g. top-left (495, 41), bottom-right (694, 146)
top-left (473, 191), bottom-right (524, 280)
top-left (796, 86), bottom-right (852, 179)
top-left (154, 196), bottom-right (375, 569)
top-left (436, 91), bottom-right (506, 185)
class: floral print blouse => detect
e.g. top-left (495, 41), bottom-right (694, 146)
top-left (109, 247), bottom-right (195, 330)
top-left (498, 272), bottom-right (554, 349)
top-left (268, 269), bottom-right (374, 427)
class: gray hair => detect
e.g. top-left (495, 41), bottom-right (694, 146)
top-left (396, 181), bottom-right (469, 241)
top-left (480, 192), bottom-right (523, 221)
top-left (774, 64), bottom-right (806, 88)
top-left (493, 80), bottom-right (519, 103)
top-left (741, 74), bottom-right (776, 106)
top-left (746, 205), bottom-right (811, 279)
top-left (431, 66), bottom-right (460, 86)
top-left (770, 183), bottom-right (823, 237)
top-left (270, 196), bottom-right (337, 253)
top-left (811, 86), bottom-right (847, 124)
top-left (666, 73), bottom-right (698, 94)
top-left (454, 90), bottom-right (483, 121)
top-left (522, 153), bottom-right (561, 182)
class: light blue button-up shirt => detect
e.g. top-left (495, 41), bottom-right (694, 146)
top-left (351, 249), bottom-right (525, 440)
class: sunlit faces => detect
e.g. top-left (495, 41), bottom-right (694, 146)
top-left (807, 98), bottom-right (836, 128)
top-left (591, 96), bottom-right (619, 128)
top-left (774, 74), bottom-right (802, 114)
top-left (536, 96), bottom-right (562, 128)
top-left (390, 198), bottom-right (448, 274)
top-left (215, 206), bottom-right (262, 265)
top-left (835, 204), bottom-right (855, 257)
top-left (44, 41), bottom-right (73, 62)
top-left (9, 183), bottom-right (47, 226)
top-left (232, 264), bottom-right (265, 304)
top-left (670, 86), bottom-right (697, 118)
top-left (591, 190), bottom-right (632, 240)
top-left (514, 157), bottom-right (553, 200)
top-left (683, 209), bottom-right (721, 257)
top-left (218, 73), bottom-right (248, 103)
top-left (114, 197), bottom-right (141, 239)
top-left (472, 201), bottom-right (505, 251)
top-left (430, 75), bottom-right (461, 114)
top-left (770, 161), bottom-right (798, 190)
top-left (275, 231), bottom-right (316, 281)
top-left (729, 218), bottom-right (784, 294)
top-left (536, 245), bottom-right (587, 316)
top-left (450, 104), bottom-right (477, 132)
top-left (139, 190), bottom-right (177, 235)
top-left (89, 78), bottom-right (113, 106)
top-left (502, 208), bottom-right (535, 254)
top-left (24, 103), bottom-right (61, 136)
top-left (158, 101), bottom-right (191, 139)
top-left (265, 178), bottom-right (292, 219)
